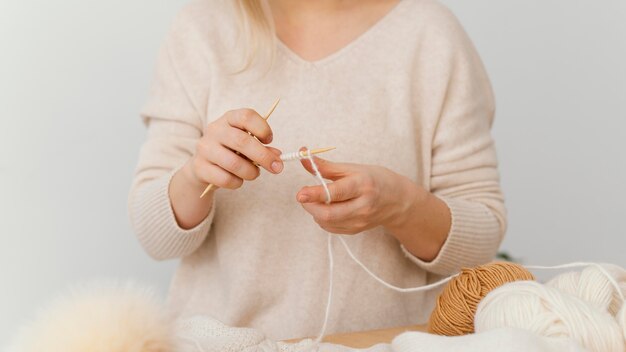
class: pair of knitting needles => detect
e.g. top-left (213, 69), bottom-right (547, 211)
top-left (199, 98), bottom-right (336, 198)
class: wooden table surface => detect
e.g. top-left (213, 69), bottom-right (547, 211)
top-left (288, 324), bottom-right (428, 349)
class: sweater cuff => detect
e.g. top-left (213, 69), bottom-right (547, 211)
top-left (130, 167), bottom-right (216, 260)
top-left (400, 196), bottom-right (502, 276)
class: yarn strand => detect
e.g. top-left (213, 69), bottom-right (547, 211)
top-left (315, 234), bottom-right (334, 344)
top-left (337, 236), bottom-right (457, 293)
top-left (302, 148), bottom-right (333, 349)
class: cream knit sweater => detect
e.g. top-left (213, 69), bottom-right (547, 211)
top-left (128, 0), bottom-right (506, 341)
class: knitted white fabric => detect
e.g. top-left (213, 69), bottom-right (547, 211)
top-left (174, 316), bottom-right (587, 352)
top-left (175, 316), bottom-right (316, 352)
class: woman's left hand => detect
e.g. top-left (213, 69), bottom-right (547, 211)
top-left (296, 151), bottom-right (422, 235)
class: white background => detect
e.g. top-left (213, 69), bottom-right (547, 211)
top-left (1, 0), bottom-right (624, 346)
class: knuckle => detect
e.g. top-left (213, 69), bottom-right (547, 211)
top-left (233, 131), bottom-right (250, 149)
top-left (205, 120), bottom-right (219, 133)
top-left (361, 175), bottom-right (376, 190)
top-left (239, 109), bottom-right (256, 124)
top-left (220, 174), bottom-right (242, 189)
top-left (331, 186), bottom-right (343, 201)
top-left (196, 139), bottom-right (208, 154)
top-left (223, 110), bottom-right (237, 124)
top-left (225, 154), bottom-right (242, 172)
top-left (360, 177), bottom-right (377, 196)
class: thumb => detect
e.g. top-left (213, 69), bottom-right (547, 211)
top-left (298, 147), bottom-right (348, 181)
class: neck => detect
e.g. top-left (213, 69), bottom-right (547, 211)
top-left (268, 0), bottom-right (360, 13)
top-left (267, 0), bottom-right (367, 23)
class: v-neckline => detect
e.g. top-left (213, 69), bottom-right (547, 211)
top-left (275, 0), bottom-right (408, 67)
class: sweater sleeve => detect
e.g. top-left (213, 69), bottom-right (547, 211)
top-left (128, 7), bottom-right (215, 261)
top-left (401, 3), bottom-right (507, 276)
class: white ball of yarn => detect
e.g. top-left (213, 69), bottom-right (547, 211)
top-left (619, 305), bottom-right (626, 345)
top-left (547, 263), bottom-right (626, 316)
top-left (474, 281), bottom-right (624, 352)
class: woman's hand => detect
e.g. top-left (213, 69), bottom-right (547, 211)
top-left (186, 108), bottom-right (284, 190)
top-left (170, 108), bottom-right (283, 230)
top-left (296, 152), bottom-right (420, 235)
top-left (296, 151), bottom-right (451, 262)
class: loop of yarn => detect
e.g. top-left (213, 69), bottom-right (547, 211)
top-left (280, 150), bottom-right (312, 162)
top-left (474, 280), bottom-right (625, 352)
top-left (427, 262), bottom-right (535, 336)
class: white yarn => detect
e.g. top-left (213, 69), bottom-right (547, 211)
top-left (619, 305), bottom-right (626, 345)
top-left (474, 280), bottom-right (625, 352)
top-left (545, 263), bottom-right (626, 316)
top-left (281, 150), bottom-right (315, 162)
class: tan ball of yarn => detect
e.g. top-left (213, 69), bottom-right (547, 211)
top-left (428, 261), bottom-right (535, 336)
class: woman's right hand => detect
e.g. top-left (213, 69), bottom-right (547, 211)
top-left (188, 108), bottom-right (284, 190)
top-left (170, 108), bottom-right (283, 229)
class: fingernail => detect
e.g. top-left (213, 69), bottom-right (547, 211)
top-left (271, 161), bottom-right (283, 173)
top-left (298, 194), bottom-right (310, 202)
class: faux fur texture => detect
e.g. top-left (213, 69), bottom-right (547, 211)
top-left (9, 281), bottom-right (174, 352)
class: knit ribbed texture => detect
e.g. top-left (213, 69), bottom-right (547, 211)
top-left (401, 197), bottom-right (503, 276)
top-left (130, 167), bottom-right (216, 260)
top-left (128, 0), bottom-right (507, 340)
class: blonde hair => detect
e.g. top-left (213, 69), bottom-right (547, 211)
top-left (233, 0), bottom-right (276, 72)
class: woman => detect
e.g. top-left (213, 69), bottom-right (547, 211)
top-left (128, 0), bottom-right (506, 341)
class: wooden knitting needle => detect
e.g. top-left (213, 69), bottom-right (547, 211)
top-left (200, 98), bottom-right (280, 198)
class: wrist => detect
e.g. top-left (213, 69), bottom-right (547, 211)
top-left (382, 172), bottom-right (427, 233)
top-left (180, 158), bottom-right (205, 189)
top-left (382, 174), bottom-right (450, 262)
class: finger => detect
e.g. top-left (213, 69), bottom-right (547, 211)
top-left (297, 178), bottom-right (360, 203)
top-left (222, 127), bottom-right (284, 174)
top-left (226, 108), bottom-right (273, 144)
top-left (301, 199), bottom-right (360, 224)
top-left (298, 147), bottom-right (350, 181)
top-left (195, 161), bottom-right (244, 190)
top-left (202, 144), bottom-right (260, 181)
top-left (319, 225), bottom-right (360, 235)
top-left (267, 146), bottom-right (282, 157)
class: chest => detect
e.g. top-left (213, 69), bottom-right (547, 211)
top-left (205, 60), bottom-right (423, 181)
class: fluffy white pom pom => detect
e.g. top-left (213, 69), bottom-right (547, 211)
top-left (9, 281), bottom-right (174, 352)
